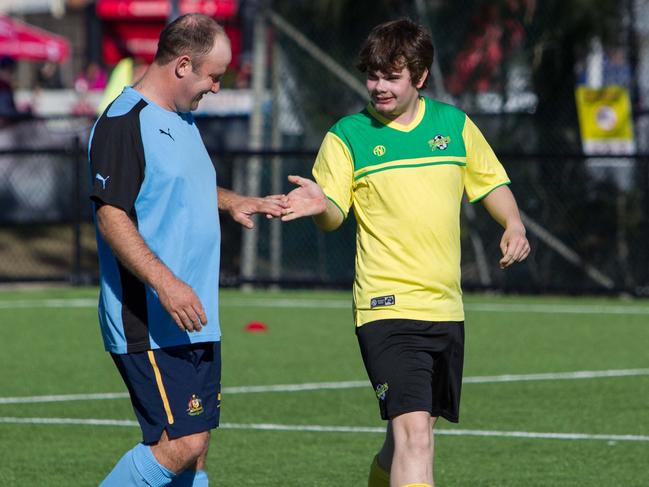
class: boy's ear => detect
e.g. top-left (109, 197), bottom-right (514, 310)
top-left (415, 68), bottom-right (429, 89)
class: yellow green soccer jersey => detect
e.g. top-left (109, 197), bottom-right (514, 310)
top-left (313, 96), bottom-right (510, 326)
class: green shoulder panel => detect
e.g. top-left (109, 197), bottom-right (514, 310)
top-left (425, 98), bottom-right (468, 135)
top-left (330, 98), bottom-right (469, 173)
top-left (328, 110), bottom-right (372, 167)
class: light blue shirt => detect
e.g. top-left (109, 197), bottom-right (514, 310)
top-left (89, 87), bottom-right (221, 354)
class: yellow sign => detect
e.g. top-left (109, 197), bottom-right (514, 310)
top-left (575, 85), bottom-right (635, 154)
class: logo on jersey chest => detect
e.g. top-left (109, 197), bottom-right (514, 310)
top-left (373, 145), bottom-right (386, 157)
top-left (159, 128), bottom-right (175, 141)
top-left (428, 134), bottom-right (451, 151)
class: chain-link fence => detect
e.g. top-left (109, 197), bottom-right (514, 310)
top-left (3, 0), bottom-right (649, 295)
top-left (216, 151), bottom-right (649, 296)
top-left (4, 141), bottom-right (649, 295)
top-left (0, 118), bottom-right (94, 283)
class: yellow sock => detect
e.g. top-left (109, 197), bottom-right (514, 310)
top-left (368, 455), bottom-right (390, 487)
top-left (401, 484), bottom-right (432, 487)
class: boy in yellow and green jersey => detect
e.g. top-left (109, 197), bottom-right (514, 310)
top-left (282, 18), bottom-right (530, 487)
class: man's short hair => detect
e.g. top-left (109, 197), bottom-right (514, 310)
top-left (154, 13), bottom-right (227, 68)
top-left (357, 18), bottom-right (434, 89)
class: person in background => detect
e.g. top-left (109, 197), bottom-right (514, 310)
top-left (0, 56), bottom-right (19, 122)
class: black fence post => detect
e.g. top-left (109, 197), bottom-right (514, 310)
top-left (72, 136), bottom-right (82, 285)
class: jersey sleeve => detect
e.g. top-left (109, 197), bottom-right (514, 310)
top-left (462, 115), bottom-right (511, 203)
top-left (312, 131), bottom-right (354, 219)
top-left (89, 114), bottom-right (145, 215)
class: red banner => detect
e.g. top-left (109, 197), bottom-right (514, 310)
top-left (97, 0), bottom-right (238, 20)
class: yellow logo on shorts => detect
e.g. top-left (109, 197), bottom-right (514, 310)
top-left (373, 145), bottom-right (386, 156)
top-left (187, 394), bottom-right (204, 416)
top-left (375, 382), bottom-right (389, 400)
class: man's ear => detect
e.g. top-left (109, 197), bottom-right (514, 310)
top-left (415, 68), bottom-right (429, 89)
top-left (174, 55), bottom-right (192, 78)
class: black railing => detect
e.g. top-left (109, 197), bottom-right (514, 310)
top-left (3, 143), bottom-right (649, 295)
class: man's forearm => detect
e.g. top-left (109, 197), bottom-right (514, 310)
top-left (96, 205), bottom-right (173, 289)
top-left (217, 187), bottom-right (238, 212)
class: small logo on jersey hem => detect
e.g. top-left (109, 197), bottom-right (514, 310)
top-left (187, 394), bottom-right (204, 416)
top-left (373, 145), bottom-right (386, 156)
top-left (428, 134), bottom-right (450, 151)
top-left (95, 173), bottom-right (110, 189)
top-left (370, 295), bottom-right (395, 308)
top-left (375, 382), bottom-right (389, 400)
top-left (159, 128), bottom-right (175, 141)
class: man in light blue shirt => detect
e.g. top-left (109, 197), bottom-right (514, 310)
top-left (89, 13), bottom-right (287, 486)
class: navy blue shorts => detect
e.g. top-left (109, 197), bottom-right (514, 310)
top-left (111, 341), bottom-right (221, 444)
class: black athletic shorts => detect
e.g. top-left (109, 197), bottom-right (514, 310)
top-left (356, 319), bottom-right (464, 423)
top-left (111, 341), bottom-right (221, 444)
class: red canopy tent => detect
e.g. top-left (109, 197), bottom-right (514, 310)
top-left (0, 15), bottom-right (71, 63)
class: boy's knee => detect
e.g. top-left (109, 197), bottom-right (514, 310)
top-left (402, 431), bottom-right (432, 454)
top-left (392, 414), bottom-right (432, 454)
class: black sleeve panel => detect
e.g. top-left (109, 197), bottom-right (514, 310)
top-left (89, 99), bottom-right (148, 216)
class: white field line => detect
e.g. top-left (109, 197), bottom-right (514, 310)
top-left (4, 297), bottom-right (649, 315)
top-left (1, 368), bottom-right (648, 405)
top-left (462, 368), bottom-right (649, 384)
top-left (0, 298), bottom-right (97, 309)
top-left (0, 416), bottom-right (647, 442)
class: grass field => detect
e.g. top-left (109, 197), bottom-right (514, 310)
top-left (0, 287), bottom-right (648, 486)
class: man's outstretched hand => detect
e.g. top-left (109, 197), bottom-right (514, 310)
top-left (224, 192), bottom-right (288, 229)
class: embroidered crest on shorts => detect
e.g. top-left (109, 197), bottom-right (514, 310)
top-left (186, 394), bottom-right (204, 416)
top-left (370, 295), bottom-right (395, 308)
top-left (375, 382), bottom-right (389, 400)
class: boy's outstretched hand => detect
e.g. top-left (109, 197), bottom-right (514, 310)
top-left (281, 175), bottom-right (328, 221)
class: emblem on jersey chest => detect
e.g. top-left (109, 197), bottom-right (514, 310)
top-left (428, 134), bottom-right (451, 151)
top-left (373, 145), bottom-right (386, 156)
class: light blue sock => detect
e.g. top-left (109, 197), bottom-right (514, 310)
top-left (100, 443), bottom-right (176, 487)
top-left (170, 469), bottom-right (208, 486)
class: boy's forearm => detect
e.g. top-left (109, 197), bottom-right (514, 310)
top-left (481, 185), bottom-right (524, 229)
top-left (313, 198), bottom-right (344, 231)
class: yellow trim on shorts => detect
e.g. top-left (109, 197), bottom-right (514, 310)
top-left (147, 350), bottom-right (175, 425)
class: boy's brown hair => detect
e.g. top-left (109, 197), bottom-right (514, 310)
top-left (357, 18), bottom-right (434, 89)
